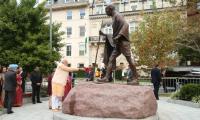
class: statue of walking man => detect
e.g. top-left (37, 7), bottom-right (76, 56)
top-left (98, 4), bottom-right (138, 85)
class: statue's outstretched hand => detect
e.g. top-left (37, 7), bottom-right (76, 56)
top-left (113, 35), bottom-right (121, 44)
top-left (99, 30), bottom-right (106, 36)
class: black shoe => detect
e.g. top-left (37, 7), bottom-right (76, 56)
top-left (127, 79), bottom-right (139, 85)
top-left (32, 102), bottom-right (36, 104)
top-left (37, 101), bottom-right (42, 103)
top-left (97, 77), bottom-right (109, 83)
top-left (7, 111), bottom-right (14, 114)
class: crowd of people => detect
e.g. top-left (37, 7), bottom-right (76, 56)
top-left (0, 64), bottom-right (46, 114)
top-left (0, 65), bottom-right (24, 114)
top-left (0, 61), bottom-right (163, 115)
top-left (0, 59), bottom-right (104, 114)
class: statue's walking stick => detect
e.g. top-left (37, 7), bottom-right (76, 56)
top-left (93, 20), bottom-right (103, 79)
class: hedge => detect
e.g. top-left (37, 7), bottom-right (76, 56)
top-left (179, 84), bottom-right (200, 101)
top-left (74, 70), bottom-right (123, 80)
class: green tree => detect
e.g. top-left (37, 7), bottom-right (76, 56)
top-left (0, 0), bottom-right (64, 73)
top-left (177, 0), bottom-right (200, 65)
top-left (131, 9), bottom-right (184, 67)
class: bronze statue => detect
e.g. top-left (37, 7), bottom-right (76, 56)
top-left (101, 34), bottom-right (115, 82)
top-left (98, 4), bottom-right (138, 85)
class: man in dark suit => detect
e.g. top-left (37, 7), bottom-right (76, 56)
top-left (4, 66), bottom-right (17, 114)
top-left (151, 64), bottom-right (162, 100)
top-left (30, 67), bottom-right (42, 104)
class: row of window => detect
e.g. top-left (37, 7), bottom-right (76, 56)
top-left (67, 63), bottom-right (85, 68)
top-left (66, 43), bottom-right (86, 56)
top-left (47, 0), bottom-right (81, 4)
top-left (67, 9), bottom-right (85, 20)
top-left (66, 21), bottom-right (137, 38)
top-left (101, 21), bottom-right (138, 35)
top-left (67, 26), bottom-right (85, 37)
top-left (94, 0), bottom-right (181, 14)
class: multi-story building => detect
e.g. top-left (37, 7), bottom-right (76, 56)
top-left (45, 0), bottom-right (90, 68)
top-left (42, 0), bottom-right (186, 68)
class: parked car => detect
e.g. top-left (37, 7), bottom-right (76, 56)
top-left (183, 68), bottom-right (200, 78)
top-left (163, 67), bottom-right (200, 91)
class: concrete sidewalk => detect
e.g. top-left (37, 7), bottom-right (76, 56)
top-left (0, 97), bottom-right (200, 120)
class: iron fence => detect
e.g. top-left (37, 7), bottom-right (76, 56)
top-left (139, 77), bottom-right (200, 93)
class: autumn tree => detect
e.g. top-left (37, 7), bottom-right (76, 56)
top-left (131, 9), bottom-right (185, 67)
top-left (176, 0), bottom-right (200, 65)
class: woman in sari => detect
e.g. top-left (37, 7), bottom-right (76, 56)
top-left (62, 72), bottom-right (72, 101)
top-left (13, 67), bottom-right (23, 107)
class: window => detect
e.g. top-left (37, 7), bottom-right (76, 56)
top-left (64, 0), bottom-right (70, 3)
top-left (103, 24), bottom-right (112, 34)
top-left (47, 0), bottom-right (51, 4)
top-left (198, 2), bottom-right (200, 10)
top-left (96, 5), bottom-right (103, 14)
top-left (150, 4), bottom-right (154, 9)
top-left (80, 26), bottom-right (85, 36)
top-left (67, 10), bottom-right (72, 20)
top-left (78, 63), bottom-right (84, 68)
top-left (67, 64), bottom-right (71, 67)
top-left (122, 0), bottom-right (129, 3)
top-left (129, 21), bottom-right (138, 32)
top-left (79, 43), bottom-right (85, 56)
top-left (113, 3), bottom-right (120, 12)
top-left (80, 9), bottom-right (85, 19)
top-left (105, 0), bottom-right (111, 4)
top-left (67, 27), bottom-right (72, 37)
top-left (131, 5), bottom-right (137, 10)
top-left (130, 0), bottom-right (138, 3)
top-left (66, 44), bottom-right (72, 56)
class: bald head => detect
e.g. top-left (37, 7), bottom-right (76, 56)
top-left (61, 57), bottom-right (68, 65)
top-left (106, 4), bottom-right (115, 11)
top-left (105, 4), bottom-right (116, 16)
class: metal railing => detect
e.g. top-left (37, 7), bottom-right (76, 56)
top-left (24, 77), bottom-right (200, 93)
top-left (138, 77), bottom-right (200, 93)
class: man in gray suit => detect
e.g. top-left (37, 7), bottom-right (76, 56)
top-left (4, 65), bottom-right (17, 114)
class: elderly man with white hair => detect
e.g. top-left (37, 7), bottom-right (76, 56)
top-left (51, 57), bottom-right (84, 112)
top-left (4, 64), bottom-right (17, 114)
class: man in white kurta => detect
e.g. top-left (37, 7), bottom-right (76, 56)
top-left (51, 58), bottom-right (83, 111)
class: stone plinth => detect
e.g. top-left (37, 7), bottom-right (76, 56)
top-left (62, 82), bottom-right (157, 119)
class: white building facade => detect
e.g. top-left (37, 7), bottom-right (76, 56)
top-left (45, 0), bottom-right (90, 68)
top-left (42, 0), bottom-right (186, 68)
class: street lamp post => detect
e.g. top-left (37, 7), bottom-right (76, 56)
top-left (49, 0), bottom-right (53, 55)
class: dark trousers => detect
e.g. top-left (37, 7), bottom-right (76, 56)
top-left (153, 82), bottom-right (160, 100)
top-left (105, 41), bottom-right (138, 81)
top-left (4, 91), bottom-right (15, 113)
top-left (22, 79), bottom-right (25, 93)
top-left (32, 84), bottom-right (41, 103)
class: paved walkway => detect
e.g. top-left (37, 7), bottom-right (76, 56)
top-left (0, 97), bottom-right (200, 120)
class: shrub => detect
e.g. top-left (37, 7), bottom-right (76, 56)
top-left (179, 84), bottom-right (200, 101)
top-left (170, 90), bottom-right (180, 100)
top-left (192, 96), bottom-right (200, 104)
top-left (75, 71), bottom-right (85, 78)
top-left (115, 70), bottom-right (122, 80)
